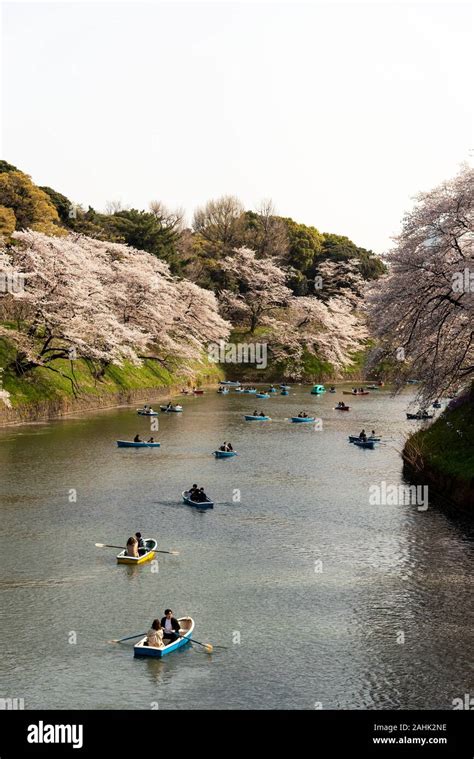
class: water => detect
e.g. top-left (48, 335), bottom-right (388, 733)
top-left (0, 387), bottom-right (472, 710)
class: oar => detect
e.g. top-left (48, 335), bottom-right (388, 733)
top-left (108, 631), bottom-right (145, 644)
top-left (95, 543), bottom-right (179, 555)
top-left (177, 633), bottom-right (227, 652)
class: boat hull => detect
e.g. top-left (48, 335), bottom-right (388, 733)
top-left (134, 617), bottom-right (194, 657)
top-left (353, 440), bottom-right (375, 449)
top-left (117, 440), bottom-right (161, 448)
top-left (117, 539), bottom-right (157, 564)
top-left (348, 435), bottom-right (380, 443)
top-left (160, 406), bottom-right (183, 412)
top-left (213, 450), bottom-right (237, 458)
top-left (334, 407), bottom-right (350, 411)
top-left (256, 393), bottom-right (270, 399)
top-left (291, 417), bottom-right (315, 423)
top-left (182, 491), bottom-right (214, 508)
top-left (343, 391), bottom-right (369, 396)
top-left (244, 415), bottom-right (270, 421)
top-left (137, 411), bottom-right (159, 416)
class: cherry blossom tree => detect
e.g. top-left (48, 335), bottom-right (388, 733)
top-left (367, 166), bottom-right (473, 401)
top-left (0, 231), bottom-right (230, 383)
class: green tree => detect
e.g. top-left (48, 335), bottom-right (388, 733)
top-left (0, 206), bottom-right (16, 236)
top-left (0, 171), bottom-right (64, 236)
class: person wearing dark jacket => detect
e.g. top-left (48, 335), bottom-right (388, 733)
top-left (161, 609), bottom-right (181, 643)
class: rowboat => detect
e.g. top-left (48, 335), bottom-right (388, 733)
top-left (311, 385), bottom-right (326, 394)
top-left (244, 415), bottom-right (271, 421)
top-left (193, 389), bottom-right (204, 395)
top-left (137, 410), bottom-right (159, 416)
top-left (343, 391), bottom-right (369, 396)
top-left (365, 385), bottom-right (380, 390)
top-left (217, 388), bottom-right (229, 394)
top-left (243, 389), bottom-right (257, 394)
top-left (406, 412), bottom-right (434, 420)
top-left (291, 417), bottom-right (315, 423)
top-left (182, 490), bottom-right (214, 508)
top-left (256, 393), bottom-right (270, 399)
top-left (213, 450), bottom-right (237, 458)
top-left (117, 440), bottom-right (161, 448)
top-left (281, 390), bottom-right (289, 395)
top-left (280, 384), bottom-right (291, 390)
top-left (134, 617), bottom-right (194, 658)
top-left (268, 388), bottom-right (277, 394)
top-left (334, 406), bottom-right (350, 411)
top-left (353, 440), bottom-right (375, 449)
top-left (160, 405), bottom-right (183, 412)
top-left (117, 538), bottom-right (157, 564)
top-left (348, 435), bottom-right (380, 443)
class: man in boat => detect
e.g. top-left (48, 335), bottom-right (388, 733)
top-left (145, 619), bottom-right (164, 648)
top-left (161, 609), bottom-right (181, 643)
top-left (133, 433), bottom-right (142, 442)
top-left (359, 429), bottom-right (367, 441)
top-left (126, 536), bottom-right (139, 557)
top-left (135, 532), bottom-right (146, 554)
top-left (253, 409), bottom-right (258, 416)
top-left (188, 484), bottom-right (199, 500)
top-left (148, 437), bottom-right (155, 443)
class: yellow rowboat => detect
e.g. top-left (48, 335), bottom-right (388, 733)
top-left (117, 538), bottom-right (157, 565)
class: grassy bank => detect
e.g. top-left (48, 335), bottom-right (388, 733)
top-left (403, 391), bottom-right (474, 512)
top-left (0, 338), bottom-right (223, 422)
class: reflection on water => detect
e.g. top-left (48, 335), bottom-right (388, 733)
top-left (0, 387), bottom-right (472, 709)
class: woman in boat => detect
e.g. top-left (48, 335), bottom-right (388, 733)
top-left (133, 433), bottom-right (142, 442)
top-left (126, 536), bottom-right (139, 557)
top-left (371, 430), bottom-right (376, 437)
top-left (227, 442), bottom-right (233, 451)
top-left (146, 619), bottom-right (164, 649)
top-left (148, 436), bottom-right (155, 443)
top-left (160, 609), bottom-right (181, 643)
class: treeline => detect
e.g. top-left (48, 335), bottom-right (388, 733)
top-left (0, 161), bottom-right (384, 296)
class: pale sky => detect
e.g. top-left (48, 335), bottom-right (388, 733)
top-left (1, 1), bottom-right (472, 253)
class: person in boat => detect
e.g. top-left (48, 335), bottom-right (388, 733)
top-left (219, 443), bottom-right (227, 451)
top-left (259, 410), bottom-right (265, 417)
top-left (359, 429), bottom-right (367, 441)
top-left (253, 409), bottom-right (258, 416)
top-left (133, 434), bottom-right (142, 442)
top-left (135, 532), bottom-right (146, 552)
top-left (145, 619), bottom-right (164, 648)
top-left (161, 609), bottom-right (181, 643)
top-left (189, 483), bottom-right (198, 499)
top-left (148, 407), bottom-right (155, 414)
top-left (126, 536), bottom-right (139, 557)
top-left (227, 442), bottom-right (233, 451)
top-left (148, 436), bottom-right (155, 443)
top-left (196, 487), bottom-right (207, 502)
top-left (371, 430), bottom-right (376, 437)
top-left (166, 402), bottom-right (172, 410)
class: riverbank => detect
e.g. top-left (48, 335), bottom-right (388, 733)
top-left (0, 344), bottom-right (223, 425)
top-left (402, 389), bottom-right (474, 514)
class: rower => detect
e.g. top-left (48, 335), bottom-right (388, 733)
top-left (189, 483), bottom-right (198, 499)
top-left (133, 433), bottom-right (142, 442)
top-left (359, 429), bottom-right (367, 441)
top-left (135, 532), bottom-right (146, 551)
top-left (161, 609), bottom-right (181, 643)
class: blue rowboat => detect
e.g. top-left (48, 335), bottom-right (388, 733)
top-left (268, 388), bottom-right (277, 394)
top-left (160, 405), bottom-right (183, 412)
top-left (281, 390), bottom-right (289, 396)
top-left (291, 417), bottom-right (315, 423)
top-left (137, 410), bottom-right (159, 416)
top-left (348, 435), bottom-right (380, 443)
top-left (117, 440), bottom-right (161, 448)
top-left (280, 385), bottom-right (291, 390)
top-left (256, 393), bottom-right (270, 399)
top-left (213, 450), bottom-right (237, 458)
top-left (244, 415), bottom-right (271, 421)
top-left (217, 388), bottom-right (229, 394)
top-left (311, 385), bottom-right (326, 394)
top-left (134, 617), bottom-right (194, 658)
top-left (353, 440), bottom-right (375, 449)
top-left (243, 389), bottom-right (257, 394)
top-left (182, 490), bottom-right (214, 508)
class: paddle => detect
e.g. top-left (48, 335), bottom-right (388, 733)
top-left (109, 632), bottom-right (145, 644)
top-left (95, 543), bottom-right (179, 555)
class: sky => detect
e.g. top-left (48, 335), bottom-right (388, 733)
top-left (1, 1), bottom-right (472, 253)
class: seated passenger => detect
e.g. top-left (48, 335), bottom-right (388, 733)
top-left (126, 536), bottom-right (139, 557)
top-left (146, 619), bottom-right (164, 648)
